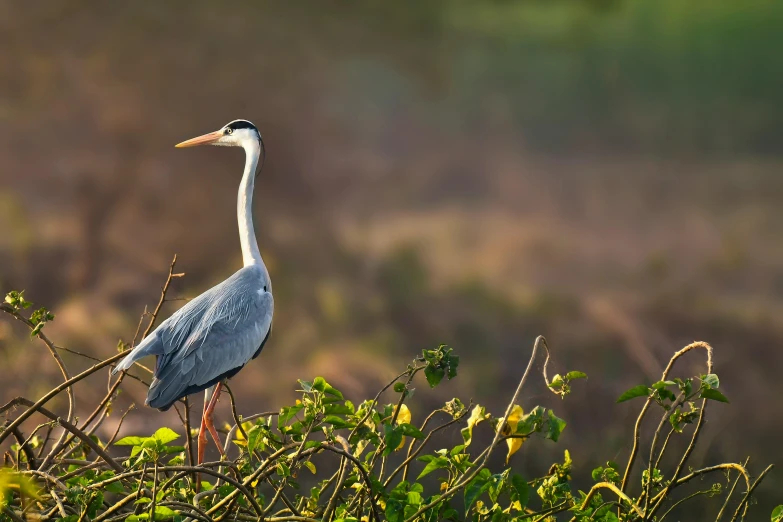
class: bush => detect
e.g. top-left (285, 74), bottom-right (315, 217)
top-left (0, 278), bottom-right (777, 522)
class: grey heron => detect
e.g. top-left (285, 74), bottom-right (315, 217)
top-left (113, 119), bottom-right (273, 466)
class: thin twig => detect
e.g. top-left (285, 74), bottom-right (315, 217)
top-left (403, 335), bottom-right (549, 522)
top-left (323, 436), bottom-right (351, 522)
top-left (184, 396), bottom-right (195, 467)
top-left (0, 350), bottom-right (129, 447)
top-left (50, 373), bottom-right (124, 465)
top-left (150, 461), bottom-right (158, 522)
top-left (579, 482), bottom-right (644, 518)
top-left (143, 255), bottom-right (181, 339)
top-left (0, 304), bottom-right (76, 471)
top-left (1, 397), bottom-right (122, 472)
top-left (621, 341), bottom-right (713, 494)
top-left (659, 488), bottom-right (716, 521)
top-left (729, 464), bottom-right (773, 522)
top-left (715, 459), bottom-right (749, 522)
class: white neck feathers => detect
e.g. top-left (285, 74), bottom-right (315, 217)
top-left (238, 139), bottom-right (265, 268)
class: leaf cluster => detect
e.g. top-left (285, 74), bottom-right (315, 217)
top-left (0, 289), bottom-right (777, 522)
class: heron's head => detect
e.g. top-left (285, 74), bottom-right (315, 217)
top-left (175, 119), bottom-right (261, 149)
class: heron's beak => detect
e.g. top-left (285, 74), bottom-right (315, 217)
top-left (175, 130), bottom-right (223, 148)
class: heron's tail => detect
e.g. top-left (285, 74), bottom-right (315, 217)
top-left (111, 333), bottom-right (163, 375)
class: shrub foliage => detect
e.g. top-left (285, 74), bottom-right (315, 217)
top-left (0, 266), bottom-right (778, 521)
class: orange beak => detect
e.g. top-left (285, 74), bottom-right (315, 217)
top-left (175, 130), bottom-right (224, 148)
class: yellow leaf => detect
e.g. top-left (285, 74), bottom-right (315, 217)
top-left (462, 405), bottom-right (488, 447)
top-left (498, 405), bottom-right (524, 463)
top-left (506, 438), bottom-right (523, 464)
top-left (354, 439), bottom-right (369, 458)
top-left (396, 404), bottom-right (411, 425)
top-left (395, 404), bottom-right (412, 450)
top-left (0, 470), bottom-right (39, 503)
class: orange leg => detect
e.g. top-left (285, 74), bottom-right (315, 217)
top-left (204, 382), bottom-right (226, 458)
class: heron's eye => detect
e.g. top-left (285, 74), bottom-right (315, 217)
top-left (225, 128), bottom-right (233, 135)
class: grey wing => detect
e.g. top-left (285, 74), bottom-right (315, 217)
top-left (118, 266), bottom-right (273, 411)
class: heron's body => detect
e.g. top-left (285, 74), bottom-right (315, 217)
top-left (127, 264), bottom-right (272, 410)
top-left (113, 119), bottom-right (272, 465)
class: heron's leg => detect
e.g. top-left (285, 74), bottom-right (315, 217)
top-left (196, 389), bottom-right (210, 492)
top-left (204, 382), bottom-right (226, 457)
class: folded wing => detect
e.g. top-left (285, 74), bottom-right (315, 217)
top-left (113, 265), bottom-right (273, 411)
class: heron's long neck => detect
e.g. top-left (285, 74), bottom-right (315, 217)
top-left (238, 140), bottom-right (265, 268)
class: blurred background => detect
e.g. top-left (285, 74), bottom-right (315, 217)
top-left (1, 0), bottom-right (781, 516)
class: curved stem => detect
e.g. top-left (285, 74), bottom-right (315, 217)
top-left (403, 336), bottom-right (548, 522)
top-left (621, 341), bottom-right (713, 494)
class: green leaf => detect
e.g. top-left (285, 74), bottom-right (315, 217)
top-left (303, 440), bottom-right (322, 450)
top-left (324, 403), bottom-right (354, 416)
top-left (385, 498), bottom-right (405, 522)
top-left (87, 491), bottom-right (104, 518)
top-left (510, 474), bottom-right (529, 508)
top-left (417, 456), bottom-right (449, 479)
top-left (383, 424), bottom-right (403, 456)
top-left (702, 374), bottom-right (720, 389)
top-left (565, 371), bottom-right (587, 381)
top-left (397, 423), bottom-right (424, 439)
top-left (115, 436), bottom-right (147, 446)
top-left (424, 365), bottom-right (445, 388)
top-left (652, 380), bottom-right (676, 390)
top-left (617, 385), bottom-right (651, 403)
top-left (771, 505), bottom-right (783, 522)
top-left (324, 416), bottom-right (355, 429)
top-left (701, 388), bottom-right (729, 403)
top-left (546, 410), bottom-right (567, 442)
top-left (656, 388), bottom-right (677, 403)
top-left (394, 382), bottom-right (406, 393)
top-left (446, 353), bottom-right (459, 379)
top-left (406, 490), bottom-right (423, 507)
top-left (152, 427), bottom-right (179, 445)
top-left (167, 455), bottom-right (184, 465)
top-left (127, 506), bottom-right (179, 522)
top-left (313, 377), bottom-right (344, 399)
top-left (278, 404), bottom-right (304, 429)
top-left (105, 481), bottom-right (125, 494)
top-left (601, 511), bottom-right (620, 522)
top-left (465, 474), bottom-right (491, 512)
top-left (246, 426), bottom-right (263, 454)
